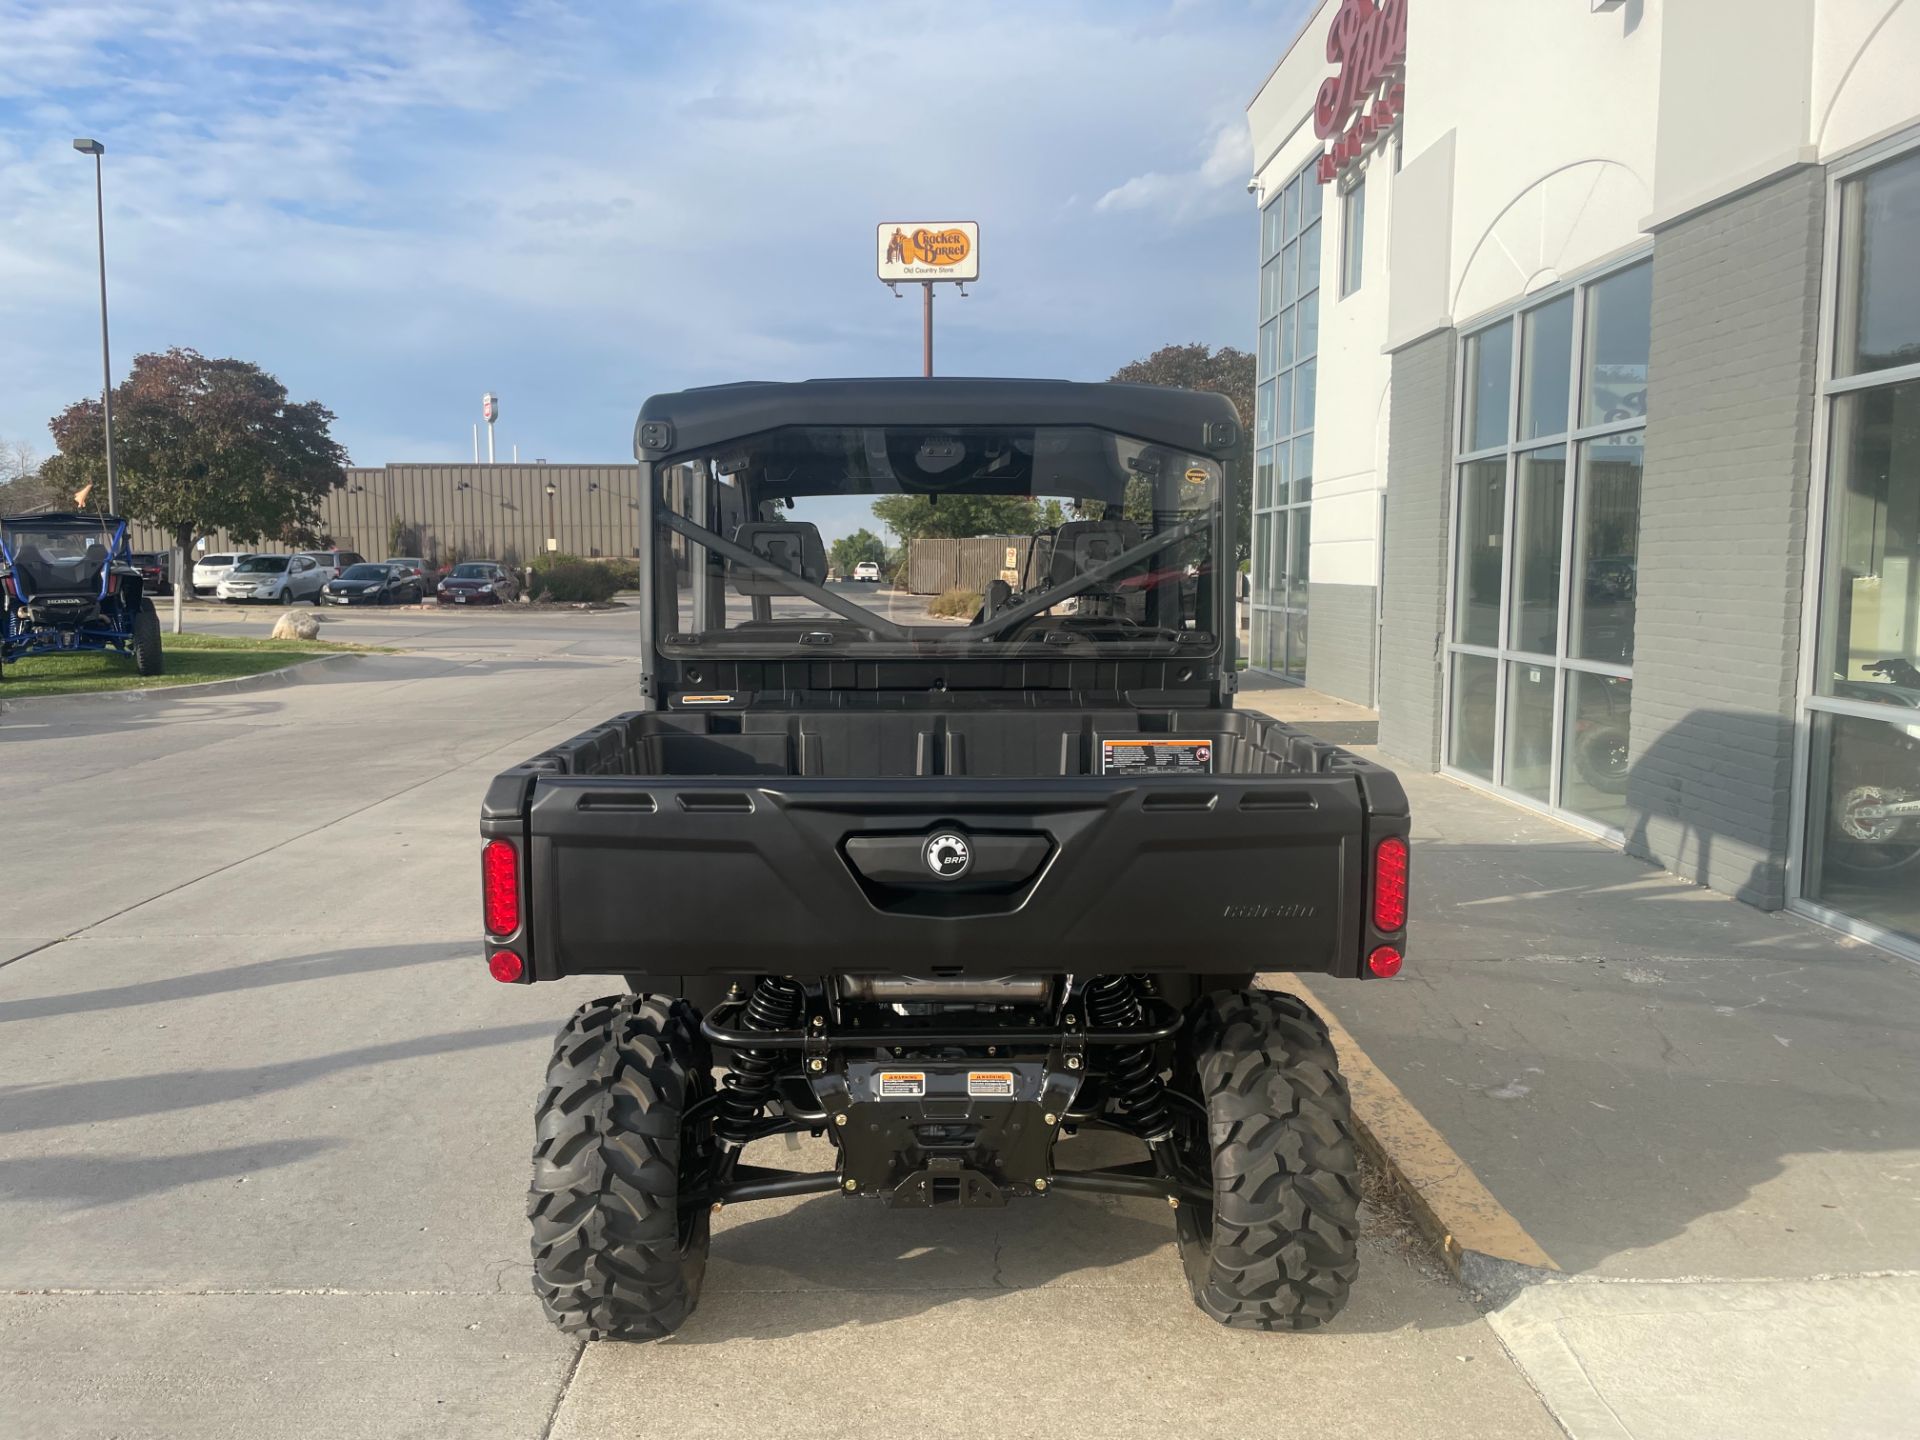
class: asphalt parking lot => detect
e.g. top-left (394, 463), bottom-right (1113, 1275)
top-left (0, 608), bottom-right (1565, 1439)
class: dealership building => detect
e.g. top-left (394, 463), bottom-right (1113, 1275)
top-left (1246, 0), bottom-right (1920, 959)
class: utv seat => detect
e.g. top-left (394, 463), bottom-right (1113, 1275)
top-left (730, 521), bottom-right (827, 597)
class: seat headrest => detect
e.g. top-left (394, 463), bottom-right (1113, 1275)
top-left (730, 521), bottom-right (827, 596)
top-left (1048, 519), bottom-right (1142, 587)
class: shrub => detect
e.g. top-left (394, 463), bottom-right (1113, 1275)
top-left (529, 554), bottom-right (621, 604)
top-left (927, 588), bottom-right (982, 619)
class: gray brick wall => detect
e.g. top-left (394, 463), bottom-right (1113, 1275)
top-left (1306, 582), bottom-right (1378, 707)
top-left (1625, 166), bottom-right (1825, 909)
top-left (1378, 331), bottom-right (1457, 769)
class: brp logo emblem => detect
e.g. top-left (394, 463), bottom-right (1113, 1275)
top-left (923, 832), bottom-right (972, 880)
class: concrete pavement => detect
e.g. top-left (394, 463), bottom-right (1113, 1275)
top-left (0, 613), bottom-right (1564, 1440)
top-left (1301, 753), bottom-right (1920, 1439)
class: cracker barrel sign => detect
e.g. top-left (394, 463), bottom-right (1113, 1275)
top-left (1314, 0), bottom-right (1407, 186)
top-left (877, 223), bottom-right (980, 282)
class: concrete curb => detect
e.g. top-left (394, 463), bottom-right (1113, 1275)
top-left (0, 650), bottom-right (376, 714)
top-left (1283, 975), bottom-right (1564, 1305)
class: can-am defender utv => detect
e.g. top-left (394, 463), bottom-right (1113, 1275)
top-left (0, 512), bottom-right (163, 681)
top-left (478, 379), bottom-right (1410, 1338)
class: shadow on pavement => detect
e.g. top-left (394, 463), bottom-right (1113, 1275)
top-left (0, 942), bottom-right (469, 1026)
top-left (0, 1138), bottom-right (339, 1208)
top-left (0, 1023), bottom-right (553, 1136)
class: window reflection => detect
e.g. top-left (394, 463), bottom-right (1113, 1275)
top-left (1561, 672), bottom-right (1632, 826)
top-left (1454, 458), bottom-right (1506, 647)
top-left (1818, 378), bottom-right (1920, 701)
top-left (1805, 710), bottom-right (1920, 948)
top-left (1836, 148), bottom-right (1920, 377)
top-left (1464, 322), bottom-right (1514, 452)
top-left (1582, 263), bottom-right (1652, 425)
top-left (1570, 441), bottom-right (1643, 664)
top-left (1508, 447), bottom-right (1567, 654)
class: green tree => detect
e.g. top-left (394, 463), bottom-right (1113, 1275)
top-left (870, 493), bottom-right (1040, 543)
top-left (1109, 343), bottom-right (1255, 562)
top-left (829, 526), bottom-right (887, 574)
top-left (39, 348), bottom-right (348, 555)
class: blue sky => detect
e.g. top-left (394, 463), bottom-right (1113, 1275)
top-left (1, 0), bottom-right (1307, 472)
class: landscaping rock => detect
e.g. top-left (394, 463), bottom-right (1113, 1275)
top-left (271, 610), bottom-right (321, 642)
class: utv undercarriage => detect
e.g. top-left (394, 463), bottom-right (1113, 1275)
top-left (485, 379), bottom-right (1409, 1339)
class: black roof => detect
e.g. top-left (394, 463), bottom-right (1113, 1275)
top-left (0, 511), bottom-right (124, 530)
top-left (633, 378), bottom-right (1242, 461)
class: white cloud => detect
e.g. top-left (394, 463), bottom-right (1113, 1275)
top-left (1095, 119), bottom-right (1251, 221)
top-left (1, 0), bottom-right (1306, 462)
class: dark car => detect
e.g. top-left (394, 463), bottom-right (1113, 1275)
top-left (437, 561), bottom-right (518, 605)
top-left (127, 552), bottom-right (173, 596)
top-left (323, 562), bottom-right (422, 606)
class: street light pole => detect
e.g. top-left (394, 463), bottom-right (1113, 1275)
top-left (72, 138), bottom-right (114, 515)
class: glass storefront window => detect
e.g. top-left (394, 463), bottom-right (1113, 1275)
top-left (1450, 653), bottom-right (1498, 780)
top-left (1283, 176), bottom-right (1301, 241)
top-left (1570, 441), bottom-right (1643, 663)
top-left (1508, 447), bottom-right (1567, 655)
top-left (1261, 256), bottom-right (1281, 320)
top-left (1448, 256), bottom-right (1650, 830)
top-left (1503, 660), bottom-right (1557, 801)
top-left (1278, 306), bottom-right (1297, 368)
top-left (1454, 458), bottom-right (1506, 647)
top-left (1295, 357), bottom-right (1317, 432)
top-left (1520, 295), bottom-right (1574, 440)
top-left (1255, 451), bottom-right (1277, 509)
top-left (1581, 262), bottom-right (1652, 426)
top-left (1803, 710), bottom-right (1920, 945)
top-left (1289, 508), bottom-right (1312, 608)
top-left (1281, 240), bottom-right (1299, 309)
top-left (1464, 321), bottom-right (1514, 452)
top-left (1255, 381), bottom-right (1276, 446)
top-left (1301, 169), bottom-right (1324, 226)
top-left (1259, 318), bottom-right (1278, 376)
top-left (1291, 434), bottom-right (1314, 503)
top-left (1562, 672), bottom-right (1633, 827)
top-left (1835, 147), bottom-right (1920, 378)
top-left (1297, 290), bottom-right (1319, 361)
top-left (1816, 377), bottom-right (1920, 700)
top-left (1341, 178), bottom-right (1366, 297)
top-left (1299, 221), bottom-right (1322, 294)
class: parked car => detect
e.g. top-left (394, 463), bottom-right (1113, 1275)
top-left (127, 551), bottom-right (173, 596)
top-left (385, 557), bottom-right (429, 588)
top-left (437, 561), bottom-right (519, 605)
top-left (191, 552), bottom-right (252, 595)
top-left (216, 553), bottom-right (327, 604)
top-left (295, 548), bottom-right (366, 583)
top-left (323, 562), bottom-right (422, 606)
top-left (852, 560), bottom-right (882, 583)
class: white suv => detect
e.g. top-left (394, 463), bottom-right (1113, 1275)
top-left (192, 552), bottom-right (252, 595)
top-left (216, 554), bottom-right (327, 604)
top-left (853, 561), bottom-right (882, 583)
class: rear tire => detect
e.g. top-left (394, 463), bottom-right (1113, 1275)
top-left (1173, 989), bottom-right (1361, 1330)
top-left (131, 600), bottom-right (164, 677)
top-left (529, 994), bottom-right (714, 1340)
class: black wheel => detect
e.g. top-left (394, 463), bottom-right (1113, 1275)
top-left (1171, 989), bottom-right (1360, 1330)
top-left (131, 600), bottom-right (165, 677)
top-left (529, 994), bottom-right (715, 1340)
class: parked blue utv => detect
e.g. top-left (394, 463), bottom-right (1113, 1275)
top-left (0, 512), bottom-right (163, 681)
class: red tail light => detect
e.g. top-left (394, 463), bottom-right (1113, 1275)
top-left (1373, 835), bottom-right (1408, 931)
top-left (482, 838), bottom-right (520, 936)
top-left (489, 950), bottom-right (525, 983)
top-left (1368, 945), bottom-right (1403, 978)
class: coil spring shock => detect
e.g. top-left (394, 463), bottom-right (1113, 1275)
top-left (1083, 974), bottom-right (1172, 1141)
top-left (716, 976), bottom-right (806, 1147)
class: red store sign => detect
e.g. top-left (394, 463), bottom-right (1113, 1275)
top-left (1314, 0), bottom-right (1407, 185)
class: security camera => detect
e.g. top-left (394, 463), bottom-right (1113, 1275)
top-left (1245, 177), bottom-right (1260, 195)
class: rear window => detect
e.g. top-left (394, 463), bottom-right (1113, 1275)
top-left (341, 564), bottom-right (388, 580)
top-left (202, 554), bottom-right (235, 566)
top-left (234, 556), bottom-right (289, 573)
top-left (451, 564), bottom-right (494, 578)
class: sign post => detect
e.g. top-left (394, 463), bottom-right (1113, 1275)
top-left (877, 223), bottom-right (980, 378)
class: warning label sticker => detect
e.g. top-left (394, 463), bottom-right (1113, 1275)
top-left (966, 1070), bottom-right (1015, 1098)
top-left (1101, 738), bottom-right (1214, 775)
top-left (876, 1071), bottom-right (926, 1099)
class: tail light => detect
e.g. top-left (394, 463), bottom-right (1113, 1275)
top-left (482, 838), bottom-right (520, 936)
top-left (489, 950), bottom-right (525, 983)
top-left (1368, 946), bottom-right (1403, 978)
top-left (1372, 835), bottom-right (1408, 931)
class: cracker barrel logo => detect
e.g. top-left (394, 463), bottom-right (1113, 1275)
top-left (886, 227), bottom-right (970, 267)
top-left (877, 221), bottom-right (980, 281)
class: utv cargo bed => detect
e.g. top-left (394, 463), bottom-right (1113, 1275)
top-left (481, 706), bottom-right (1407, 982)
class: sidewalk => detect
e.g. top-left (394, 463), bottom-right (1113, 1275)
top-left (1285, 757), bottom-right (1920, 1439)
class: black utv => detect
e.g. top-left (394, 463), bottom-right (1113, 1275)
top-left (0, 512), bottom-right (163, 681)
top-left (477, 379), bottom-right (1410, 1338)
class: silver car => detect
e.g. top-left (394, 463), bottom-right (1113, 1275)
top-left (216, 554), bottom-right (327, 604)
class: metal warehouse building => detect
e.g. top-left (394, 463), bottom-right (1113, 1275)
top-left (130, 463), bottom-right (643, 567)
top-left (1249, 0), bottom-right (1920, 960)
